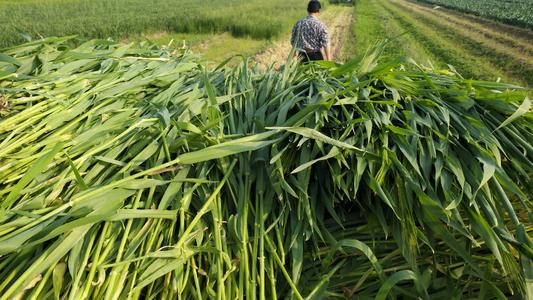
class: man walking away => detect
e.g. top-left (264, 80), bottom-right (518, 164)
top-left (290, 1), bottom-right (332, 62)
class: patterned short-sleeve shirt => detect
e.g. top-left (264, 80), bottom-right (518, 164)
top-left (290, 16), bottom-right (329, 52)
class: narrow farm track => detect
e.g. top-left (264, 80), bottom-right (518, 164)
top-left (254, 7), bottom-right (354, 68)
top-left (375, 0), bottom-right (533, 86)
top-left (330, 8), bottom-right (354, 60)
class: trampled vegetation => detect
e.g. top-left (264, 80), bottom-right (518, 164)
top-left (0, 38), bottom-right (532, 299)
top-left (417, 0), bottom-right (533, 29)
top-left (0, 0), bottom-right (302, 48)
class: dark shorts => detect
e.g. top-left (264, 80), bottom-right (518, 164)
top-left (299, 51), bottom-right (324, 63)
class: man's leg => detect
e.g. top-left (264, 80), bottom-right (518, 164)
top-left (298, 51), bottom-right (311, 63)
top-left (308, 51), bottom-right (324, 61)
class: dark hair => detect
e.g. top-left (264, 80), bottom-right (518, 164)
top-left (307, 1), bottom-right (321, 13)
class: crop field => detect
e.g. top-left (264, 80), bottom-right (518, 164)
top-left (352, 0), bottom-right (533, 87)
top-left (417, 0), bottom-right (533, 29)
top-left (0, 0), bottom-right (533, 299)
top-left (0, 0), bottom-right (302, 48)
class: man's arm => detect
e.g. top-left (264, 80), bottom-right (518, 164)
top-left (290, 22), bottom-right (298, 46)
top-left (319, 23), bottom-right (331, 61)
top-left (323, 43), bottom-right (332, 61)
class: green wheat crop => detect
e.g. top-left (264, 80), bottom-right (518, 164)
top-left (0, 0), bottom-right (303, 48)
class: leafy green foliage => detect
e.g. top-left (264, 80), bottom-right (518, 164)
top-left (0, 37), bottom-right (532, 299)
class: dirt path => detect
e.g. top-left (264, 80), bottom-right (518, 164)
top-left (254, 7), bottom-right (354, 69)
top-left (330, 8), bottom-right (354, 60)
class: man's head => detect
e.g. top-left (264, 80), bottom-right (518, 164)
top-left (307, 1), bottom-right (321, 14)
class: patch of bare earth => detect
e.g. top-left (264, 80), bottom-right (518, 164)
top-left (254, 7), bottom-right (354, 69)
top-left (330, 8), bottom-right (354, 61)
top-left (194, 33), bottom-right (228, 52)
top-left (120, 31), bottom-right (169, 43)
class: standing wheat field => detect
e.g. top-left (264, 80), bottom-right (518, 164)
top-left (0, 0), bottom-right (303, 48)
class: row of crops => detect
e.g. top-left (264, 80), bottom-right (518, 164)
top-left (417, 0), bottom-right (533, 29)
top-left (0, 37), bottom-right (532, 298)
top-left (0, 0), bottom-right (303, 48)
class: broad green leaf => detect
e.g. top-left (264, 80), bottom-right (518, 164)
top-left (291, 147), bottom-right (339, 174)
top-left (375, 270), bottom-right (418, 300)
top-left (53, 263), bottom-right (67, 300)
top-left (105, 209), bottom-right (178, 221)
top-left (0, 53), bottom-right (21, 66)
top-left (178, 132), bottom-right (277, 164)
top-left (117, 179), bottom-right (167, 190)
top-left (3, 142), bottom-right (64, 209)
top-left (267, 126), bottom-right (365, 153)
top-left (495, 97), bottom-right (530, 131)
top-left (66, 153), bottom-right (88, 190)
top-left (339, 239), bottom-right (384, 279)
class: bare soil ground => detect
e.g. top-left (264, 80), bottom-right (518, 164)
top-left (254, 7), bottom-right (354, 69)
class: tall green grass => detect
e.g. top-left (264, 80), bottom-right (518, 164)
top-left (0, 0), bottom-right (302, 48)
top-left (0, 37), bottom-right (532, 299)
